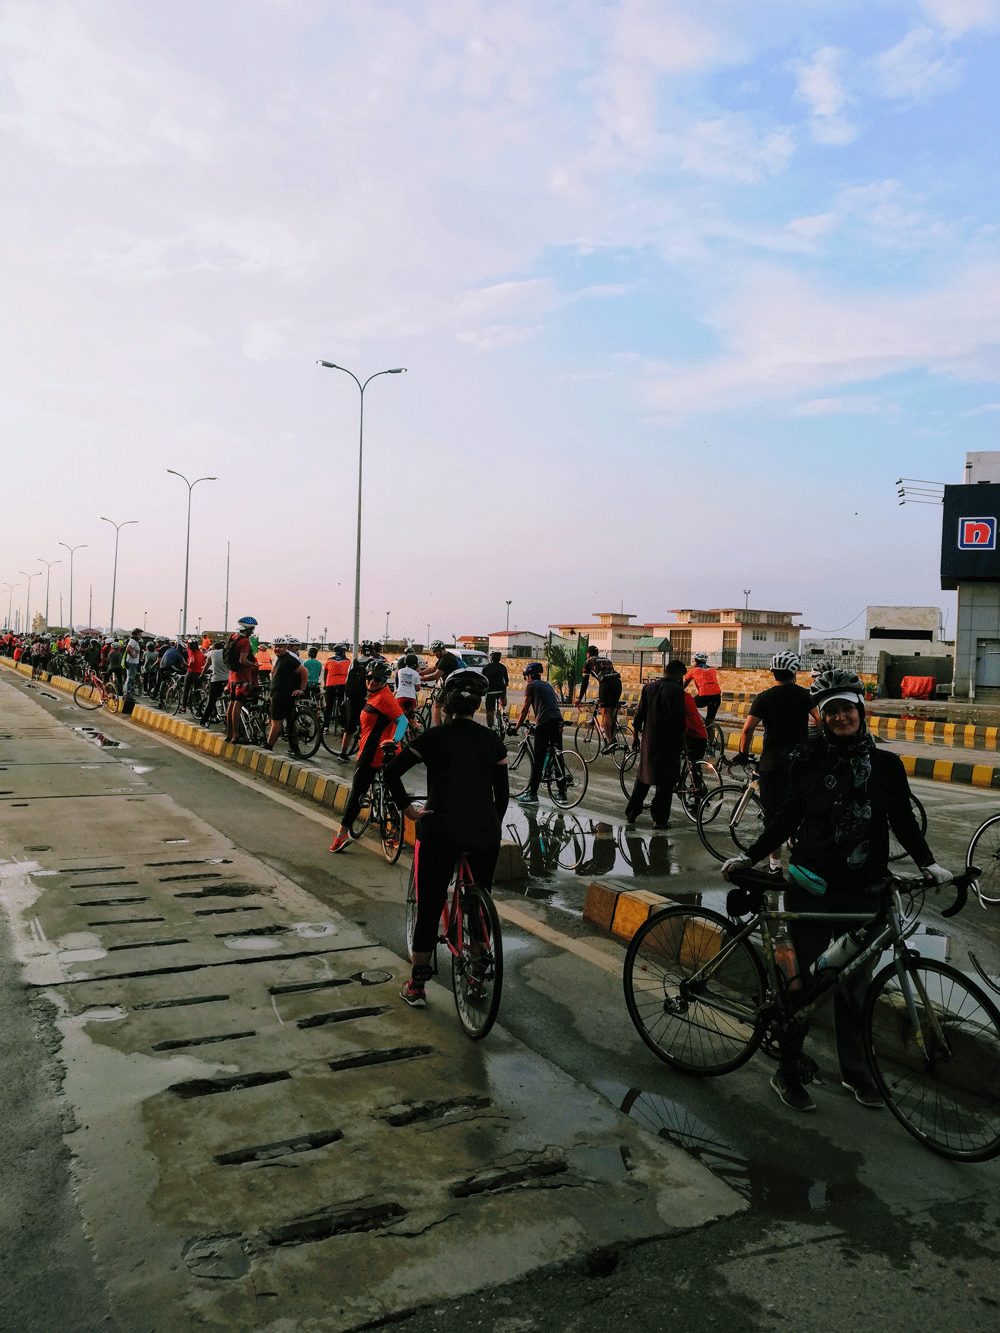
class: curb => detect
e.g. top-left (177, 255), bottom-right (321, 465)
top-left (0, 660), bottom-right (530, 879)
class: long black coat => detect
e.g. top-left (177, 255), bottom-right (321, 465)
top-left (633, 677), bottom-right (686, 785)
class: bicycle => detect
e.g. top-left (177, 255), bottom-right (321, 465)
top-left (705, 722), bottom-right (727, 764)
top-left (965, 812), bottom-right (1000, 906)
top-left (289, 694), bottom-right (323, 758)
top-left (623, 864), bottom-right (1000, 1161)
top-left (507, 721), bottom-right (588, 809)
top-left (348, 762), bottom-right (404, 863)
top-left (573, 701), bottom-right (632, 768)
top-left (404, 851), bottom-right (503, 1038)
top-left (73, 667), bottom-right (120, 714)
top-left (485, 691), bottom-right (509, 745)
top-left (619, 744), bottom-right (722, 822)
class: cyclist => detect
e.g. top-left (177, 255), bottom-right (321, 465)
top-left (395, 652), bottom-right (422, 724)
top-left (322, 643), bottom-right (350, 732)
top-left (264, 636), bottom-right (308, 753)
top-left (383, 669), bottom-right (508, 1009)
top-left (732, 651), bottom-right (818, 878)
top-left (199, 640), bottom-right (228, 727)
top-left (574, 643), bottom-right (602, 708)
top-left (684, 652), bottom-right (722, 722)
top-left (671, 659), bottom-right (708, 785)
top-left (420, 640), bottom-right (462, 725)
top-left (481, 650), bottom-right (509, 732)
top-left (124, 629), bottom-right (142, 696)
top-left (512, 661), bottom-right (564, 806)
top-left (624, 660), bottom-right (686, 827)
top-left (329, 660), bottom-right (408, 854)
top-left (180, 638), bottom-right (205, 713)
top-left (158, 639), bottom-right (186, 705)
top-left (225, 616), bottom-right (258, 743)
top-left (723, 668), bottom-right (953, 1113)
top-left (303, 645), bottom-right (322, 696)
top-left (591, 657), bottom-right (623, 754)
top-left (339, 649), bottom-right (371, 761)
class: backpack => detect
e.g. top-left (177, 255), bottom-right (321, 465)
top-left (223, 634), bottom-right (244, 671)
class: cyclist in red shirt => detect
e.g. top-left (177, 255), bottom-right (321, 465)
top-left (684, 652), bottom-right (722, 722)
top-left (329, 661), bottom-right (409, 854)
top-left (225, 616), bottom-right (258, 743)
top-left (322, 643), bottom-right (350, 732)
top-left (180, 638), bottom-right (206, 714)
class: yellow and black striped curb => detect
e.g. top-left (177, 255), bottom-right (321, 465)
top-left (0, 660), bottom-right (528, 880)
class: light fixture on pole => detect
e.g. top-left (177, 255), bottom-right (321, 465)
top-left (505, 600), bottom-right (512, 632)
top-left (19, 569), bottom-right (41, 634)
top-left (58, 542), bottom-right (87, 632)
top-left (306, 616), bottom-right (311, 645)
top-left (317, 361), bottom-right (406, 659)
top-left (385, 611), bottom-right (390, 642)
top-left (224, 541), bottom-right (230, 634)
top-left (100, 517), bottom-right (137, 633)
top-left (426, 622), bottom-right (430, 649)
top-left (743, 589), bottom-right (751, 612)
top-left (167, 470), bottom-right (217, 638)
top-left (36, 557), bottom-right (61, 630)
top-left (4, 582), bottom-right (20, 631)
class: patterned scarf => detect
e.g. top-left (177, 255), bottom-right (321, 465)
top-left (813, 724), bottom-right (877, 865)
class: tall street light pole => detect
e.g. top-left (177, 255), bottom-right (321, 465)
top-left (167, 470), bottom-right (217, 638)
top-left (37, 557), bottom-right (61, 629)
top-left (505, 600), bottom-right (512, 632)
top-left (20, 570), bottom-right (41, 634)
top-left (58, 542), bottom-right (87, 632)
top-left (4, 583), bottom-right (20, 631)
top-left (101, 517), bottom-right (137, 633)
top-left (317, 362), bottom-right (406, 658)
top-left (385, 611), bottom-right (390, 643)
top-left (743, 589), bottom-right (751, 612)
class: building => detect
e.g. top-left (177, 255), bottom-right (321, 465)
top-left (487, 629), bottom-right (549, 659)
top-left (655, 608), bottom-right (803, 666)
top-left (941, 451), bottom-right (1000, 700)
top-left (457, 634), bottom-right (488, 653)
top-left (864, 606), bottom-right (945, 658)
top-left (548, 613), bottom-right (653, 655)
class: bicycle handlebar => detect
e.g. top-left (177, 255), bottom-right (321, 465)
top-left (726, 864), bottom-right (982, 920)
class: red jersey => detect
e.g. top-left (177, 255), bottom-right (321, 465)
top-left (684, 666), bottom-right (721, 697)
top-left (323, 657), bottom-right (349, 687)
top-left (186, 648), bottom-right (206, 675)
top-left (357, 685), bottom-right (403, 768)
top-left (683, 693), bottom-right (707, 740)
top-left (227, 634), bottom-right (256, 685)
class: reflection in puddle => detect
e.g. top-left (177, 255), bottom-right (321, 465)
top-left (609, 1084), bottom-right (862, 1215)
top-left (73, 727), bottom-right (125, 748)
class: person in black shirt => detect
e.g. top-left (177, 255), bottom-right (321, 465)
top-left (733, 651), bottom-right (817, 876)
top-left (420, 640), bottom-right (462, 726)
top-left (575, 643), bottom-right (601, 707)
top-left (724, 669), bottom-right (952, 1113)
top-left (625, 660), bottom-right (687, 826)
top-left (339, 652), bottom-right (370, 761)
top-left (513, 661), bottom-right (564, 805)
top-left (592, 658), bottom-right (623, 753)
top-left (384, 669), bottom-right (509, 1009)
top-left (266, 637), bottom-right (308, 754)
top-left (481, 651), bottom-right (509, 730)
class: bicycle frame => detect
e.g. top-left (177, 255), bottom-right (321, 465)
top-left (437, 855), bottom-right (474, 961)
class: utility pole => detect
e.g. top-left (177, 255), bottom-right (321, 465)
top-left (224, 541), bottom-right (230, 633)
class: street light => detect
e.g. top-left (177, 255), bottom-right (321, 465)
top-left (317, 361), bottom-right (406, 658)
top-left (36, 557), bottom-right (61, 630)
top-left (505, 600), bottom-right (512, 632)
top-left (3, 583), bottom-right (20, 631)
top-left (385, 611), bottom-right (390, 642)
top-left (58, 542), bottom-right (87, 632)
top-left (101, 517), bottom-right (137, 633)
top-left (19, 570), bottom-right (41, 634)
top-left (743, 589), bottom-right (751, 612)
top-left (167, 470), bottom-right (217, 638)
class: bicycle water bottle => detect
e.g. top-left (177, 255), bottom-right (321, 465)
top-left (773, 921), bottom-right (800, 993)
top-left (815, 930), bottom-right (865, 975)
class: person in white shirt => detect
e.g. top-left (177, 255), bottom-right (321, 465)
top-left (395, 653), bottom-right (422, 730)
top-left (199, 640), bottom-right (228, 728)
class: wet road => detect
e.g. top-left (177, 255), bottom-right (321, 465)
top-left (3, 673), bottom-right (1000, 1330)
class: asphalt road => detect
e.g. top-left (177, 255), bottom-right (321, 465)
top-left (2, 672), bottom-right (999, 1332)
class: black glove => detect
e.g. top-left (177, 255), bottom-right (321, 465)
top-left (730, 750), bottom-right (749, 766)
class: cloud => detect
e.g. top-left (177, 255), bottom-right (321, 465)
top-left (456, 324), bottom-right (544, 352)
top-left (918, 0), bottom-right (1000, 34)
top-left (961, 402), bottom-right (1000, 416)
top-left (793, 46), bottom-right (856, 145)
top-left (673, 114), bottom-right (793, 181)
top-left (872, 26), bottom-right (962, 100)
top-left (791, 395), bottom-right (895, 416)
top-left (787, 213), bottom-right (835, 238)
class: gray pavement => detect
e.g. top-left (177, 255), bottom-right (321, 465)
top-left (2, 670), bottom-right (999, 1332)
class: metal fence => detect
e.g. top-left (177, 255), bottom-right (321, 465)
top-left (607, 649), bottom-right (882, 673)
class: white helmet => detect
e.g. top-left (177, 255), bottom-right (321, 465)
top-left (771, 651), bottom-right (801, 673)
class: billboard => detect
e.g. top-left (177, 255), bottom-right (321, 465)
top-left (941, 484), bottom-right (1000, 589)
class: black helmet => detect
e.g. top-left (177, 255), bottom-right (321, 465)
top-left (441, 668), bottom-right (488, 710)
top-left (405, 653), bottom-right (418, 668)
top-left (489, 650), bottom-right (502, 661)
top-left (366, 660), bottom-right (392, 685)
top-left (523, 661), bottom-right (544, 679)
top-left (810, 668), bottom-right (865, 711)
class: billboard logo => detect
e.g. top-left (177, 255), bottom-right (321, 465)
top-left (959, 517), bottom-right (997, 550)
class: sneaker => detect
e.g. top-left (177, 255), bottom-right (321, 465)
top-left (517, 791), bottom-right (539, 805)
top-left (329, 834), bottom-right (350, 854)
top-left (399, 979), bottom-right (427, 1008)
top-left (842, 1079), bottom-right (884, 1109)
top-left (770, 1071), bottom-right (816, 1112)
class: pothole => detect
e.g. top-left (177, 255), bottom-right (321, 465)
top-left (168, 1070), bottom-right (292, 1100)
top-left (214, 1128), bottom-right (343, 1166)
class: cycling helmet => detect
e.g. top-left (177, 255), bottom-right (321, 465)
top-left (440, 668), bottom-right (489, 708)
top-left (694, 652), bottom-right (709, 666)
top-left (489, 650), bottom-right (502, 661)
top-left (237, 616), bottom-right (257, 628)
top-left (430, 639), bottom-right (445, 652)
top-left (187, 639), bottom-right (198, 648)
top-left (273, 635), bottom-right (291, 645)
top-left (523, 661), bottom-right (544, 679)
top-left (405, 654), bottom-right (418, 668)
top-left (770, 651), bottom-right (801, 674)
top-left (366, 660), bottom-right (392, 685)
top-left (334, 642), bottom-right (348, 654)
top-left (809, 658), bottom-right (834, 679)
top-left (810, 668), bottom-right (865, 712)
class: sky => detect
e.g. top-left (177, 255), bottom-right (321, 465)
top-left (2, 0), bottom-right (999, 643)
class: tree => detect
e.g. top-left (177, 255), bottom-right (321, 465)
top-left (544, 641), bottom-right (578, 702)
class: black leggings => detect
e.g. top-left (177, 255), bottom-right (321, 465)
top-left (200, 679), bottom-right (226, 723)
top-left (412, 836), bottom-right (500, 954)
top-left (324, 684), bottom-right (344, 727)
top-left (342, 762), bottom-right (377, 830)
top-left (529, 718), bottom-right (563, 796)
top-left (696, 694), bottom-right (721, 722)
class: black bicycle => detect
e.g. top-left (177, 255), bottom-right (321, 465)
top-left (507, 721), bottom-right (588, 809)
top-left (619, 744), bottom-right (722, 822)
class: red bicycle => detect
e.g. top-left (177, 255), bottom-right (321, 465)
top-left (405, 851), bottom-right (504, 1039)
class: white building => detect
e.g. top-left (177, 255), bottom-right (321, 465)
top-left (864, 606), bottom-right (946, 658)
top-left (487, 629), bottom-right (549, 659)
top-left (548, 612), bottom-right (652, 654)
top-left (655, 608), bottom-right (803, 665)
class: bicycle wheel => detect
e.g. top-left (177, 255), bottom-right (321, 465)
top-left (696, 784), bottom-right (766, 862)
top-left (547, 748), bottom-right (588, 809)
top-left (888, 793), bottom-right (927, 863)
top-left (705, 723), bottom-right (726, 763)
top-left (966, 813), bottom-right (1000, 906)
top-left (678, 761), bottom-right (723, 823)
top-left (624, 906), bottom-right (767, 1074)
top-left (380, 801), bottom-right (403, 864)
top-left (164, 682), bottom-right (182, 715)
top-left (292, 705), bottom-right (322, 758)
top-left (405, 861), bottom-right (418, 958)
top-left (573, 720), bottom-right (601, 764)
top-left (508, 742), bottom-right (532, 796)
top-left (863, 957), bottom-right (1000, 1162)
top-left (452, 884), bottom-right (503, 1040)
top-left (73, 680), bottom-right (102, 711)
top-left (103, 684), bottom-right (120, 714)
top-left (348, 781), bottom-right (374, 839)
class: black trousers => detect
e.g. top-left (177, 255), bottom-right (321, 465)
top-left (323, 684), bottom-right (344, 727)
top-left (181, 673), bottom-right (201, 709)
top-left (342, 762), bottom-right (377, 831)
top-left (200, 680), bottom-right (226, 723)
top-left (626, 750), bottom-right (681, 825)
top-left (412, 835), bottom-right (500, 954)
top-left (696, 694), bottom-right (720, 722)
top-left (529, 719), bottom-right (563, 796)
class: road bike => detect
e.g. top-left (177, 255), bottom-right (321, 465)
top-left (405, 851), bottom-right (503, 1038)
top-left (623, 865), bottom-right (1000, 1161)
top-left (619, 744), bottom-right (722, 822)
top-left (485, 691), bottom-right (509, 745)
top-left (705, 722), bottom-right (727, 765)
top-left (73, 667), bottom-right (119, 714)
top-left (964, 812), bottom-right (1000, 907)
top-left (504, 809), bottom-right (587, 873)
top-left (507, 721), bottom-right (588, 809)
top-left (573, 701), bottom-right (632, 768)
top-left (348, 764), bottom-right (404, 863)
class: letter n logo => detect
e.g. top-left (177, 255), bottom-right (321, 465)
top-left (959, 517), bottom-right (997, 550)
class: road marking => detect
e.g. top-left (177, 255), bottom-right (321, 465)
top-left (493, 901), bottom-right (622, 977)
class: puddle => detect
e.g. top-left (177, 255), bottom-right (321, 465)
top-left (223, 937), bottom-right (282, 951)
top-left (606, 1083), bottom-right (862, 1216)
top-left (565, 1145), bottom-right (632, 1183)
top-left (73, 727), bottom-right (125, 748)
top-left (58, 948), bottom-right (108, 963)
top-left (128, 765), bottom-right (155, 774)
top-left (0, 860), bottom-right (42, 879)
top-left (291, 922), bottom-right (338, 939)
top-left (80, 1007), bottom-right (127, 1023)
